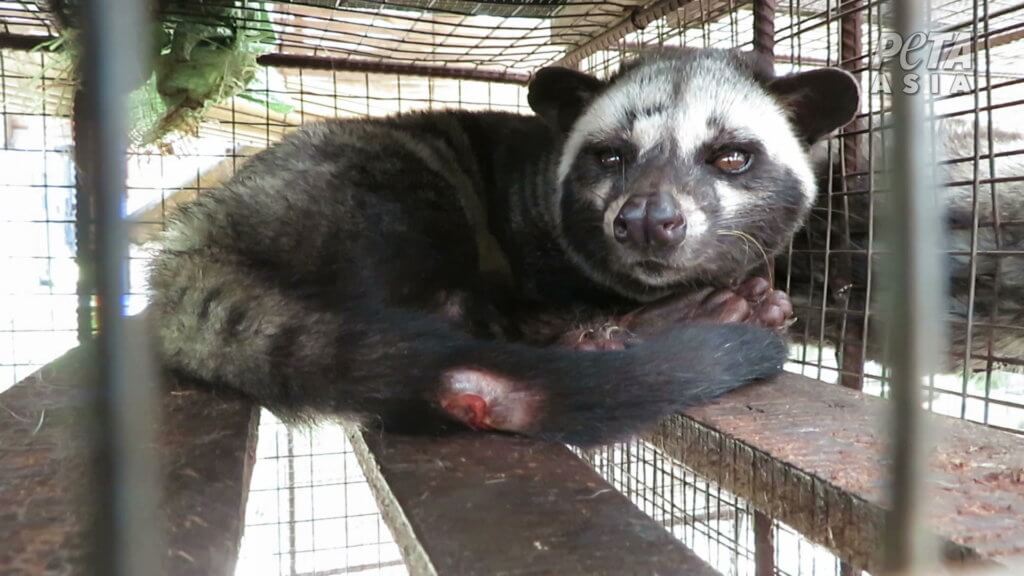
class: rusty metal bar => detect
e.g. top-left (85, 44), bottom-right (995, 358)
top-left (556, 0), bottom-right (705, 68)
top-left (73, 0), bottom-right (163, 574)
top-left (752, 0), bottom-right (777, 56)
top-left (884, 0), bottom-right (946, 570)
top-left (754, 511), bottom-right (775, 576)
top-left (838, 0), bottom-right (866, 392)
top-left (257, 53), bottom-right (532, 85)
top-left (0, 34), bottom-right (534, 85)
top-left (349, 428), bottom-right (721, 576)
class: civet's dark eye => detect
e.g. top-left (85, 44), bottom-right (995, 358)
top-left (711, 149), bottom-right (752, 174)
top-left (597, 149), bottom-right (623, 169)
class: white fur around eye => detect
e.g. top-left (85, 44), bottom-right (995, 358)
top-left (558, 65), bottom-right (676, 185)
top-left (669, 60), bottom-right (816, 206)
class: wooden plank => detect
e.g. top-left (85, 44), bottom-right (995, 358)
top-left (350, 427), bottom-right (720, 576)
top-left (648, 373), bottom-right (1024, 574)
top-left (0, 340), bottom-right (259, 575)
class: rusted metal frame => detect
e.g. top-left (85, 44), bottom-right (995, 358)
top-left (348, 427), bottom-right (722, 576)
top-left (555, 0), bottom-right (718, 69)
top-left (837, 0), bottom-right (866, 392)
top-left (752, 0), bottom-right (776, 56)
top-left (812, 0), bottom-right (840, 383)
top-left (774, 0), bottom-right (879, 47)
top-left (257, 52), bottom-right (532, 85)
top-left (73, 0), bottom-right (163, 574)
top-left (73, 100), bottom-right (95, 345)
top-left (0, 33), bottom-right (534, 85)
top-left (647, 373), bottom-right (1024, 574)
top-left (753, 510), bottom-right (774, 576)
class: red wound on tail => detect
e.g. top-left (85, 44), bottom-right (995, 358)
top-left (439, 392), bottom-right (494, 430)
top-left (438, 367), bottom-right (543, 434)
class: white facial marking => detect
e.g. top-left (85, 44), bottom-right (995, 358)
top-left (670, 62), bottom-right (816, 209)
top-left (558, 55), bottom-right (817, 210)
top-left (590, 179), bottom-right (613, 206)
top-left (551, 51), bottom-right (825, 300)
top-left (714, 181), bottom-right (747, 216)
top-left (602, 193), bottom-right (630, 237)
top-left (677, 196), bottom-right (708, 238)
top-left (631, 112), bottom-right (669, 158)
top-left (558, 63), bottom-right (675, 183)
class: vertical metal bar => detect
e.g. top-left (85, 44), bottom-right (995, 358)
top-left (752, 0), bottom-right (777, 56)
top-left (839, 0), bottom-right (866, 391)
top-left (74, 0), bottom-right (162, 574)
top-left (960, 0), bottom-right (984, 419)
top-left (74, 89), bottom-right (95, 344)
top-left (883, 0), bottom-right (946, 572)
top-left (753, 511), bottom-right (775, 576)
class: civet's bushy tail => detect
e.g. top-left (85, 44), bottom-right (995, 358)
top-left (150, 251), bottom-right (785, 446)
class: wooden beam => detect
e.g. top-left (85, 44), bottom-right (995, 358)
top-left (648, 373), bottom-right (1024, 574)
top-left (258, 53), bottom-right (532, 85)
top-left (0, 330), bottom-right (260, 575)
top-left (350, 427), bottom-right (720, 576)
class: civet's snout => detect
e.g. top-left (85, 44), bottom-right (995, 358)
top-left (612, 193), bottom-right (687, 250)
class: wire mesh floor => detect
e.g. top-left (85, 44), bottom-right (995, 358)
top-left (237, 412), bottom-right (407, 576)
top-left (579, 441), bottom-right (865, 576)
top-left (237, 413), bottom-right (867, 576)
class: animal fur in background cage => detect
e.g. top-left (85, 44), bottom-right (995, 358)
top-left (772, 0), bottom-right (1024, 388)
top-left (788, 118), bottom-right (1024, 376)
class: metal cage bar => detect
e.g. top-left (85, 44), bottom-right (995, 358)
top-left (883, 0), bottom-right (946, 571)
top-left (73, 0), bottom-right (163, 573)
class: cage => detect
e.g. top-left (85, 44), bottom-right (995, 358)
top-left (1, 1), bottom-right (1023, 575)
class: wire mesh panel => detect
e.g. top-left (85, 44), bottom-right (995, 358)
top-left (240, 414), bottom-right (408, 576)
top-left (2, 0), bottom-right (652, 78)
top-left (576, 440), bottom-right (866, 576)
top-left (771, 0), bottom-right (1024, 433)
top-left (0, 49), bottom-right (77, 394)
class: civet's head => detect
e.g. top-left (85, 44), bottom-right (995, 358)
top-left (528, 48), bottom-right (859, 301)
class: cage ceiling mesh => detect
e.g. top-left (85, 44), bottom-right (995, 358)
top-left (2, 0), bottom-right (1020, 78)
top-left (1, 0), bottom-right (649, 77)
top-left (4, 0), bottom-right (1019, 76)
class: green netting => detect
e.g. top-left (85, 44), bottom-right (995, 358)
top-left (35, 1), bottom-right (288, 148)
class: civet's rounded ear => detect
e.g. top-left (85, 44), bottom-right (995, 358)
top-left (528, 67), bottom-right (606, 134)
top-left (768, 68), bottom-right (861, 145)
